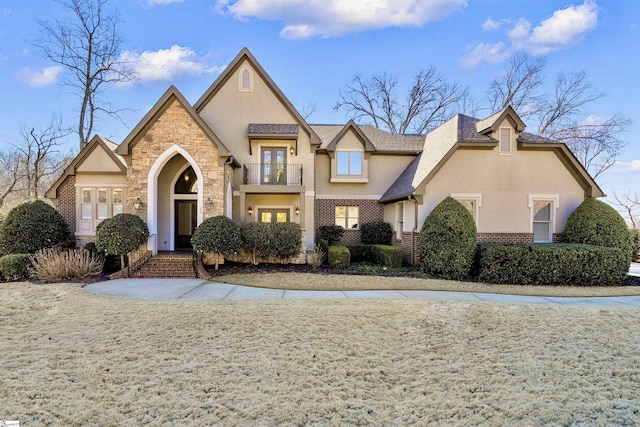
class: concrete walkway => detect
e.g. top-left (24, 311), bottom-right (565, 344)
top-left (84, 277), bottom-right (640, 307)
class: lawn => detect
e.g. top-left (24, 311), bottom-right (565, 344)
top-left (2, 281), bottom-right (640, 426)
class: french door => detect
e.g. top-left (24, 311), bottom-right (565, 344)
top-left (261, 147), bottom-right (287, 184)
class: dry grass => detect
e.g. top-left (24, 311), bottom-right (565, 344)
top-left (2, 281), bottom-right (640, 426)
top-left (217, 272), bottom-right (640, 297)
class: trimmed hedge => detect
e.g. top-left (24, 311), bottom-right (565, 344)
top-left (191, 216), bottom-right (242, 255)
top-left (241, 222), bottom-right (302, 261)
top-left (370, 244), bottom-right (403, 268)
top-left (361, 222), bottom-right (392, 245)
top-left (319, 225), bottom-right (344, 246)
top-left (476, 243), bottom-right (629, 286)
top-left (631, 229), bottom-right (640, 262)
top-left (348, 244), bottom-right (374, 263)
top-left (0, 200), bottom-right (69, 255)
top-left (0, 254), bottom-right (32, 282)
top-left (419, 197), bottom-right (477, 280)
top-left (563, 198), bottom-right (632, 260)
top-left (328, 245), bottom-right (351, 268)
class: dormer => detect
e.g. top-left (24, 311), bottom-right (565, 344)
top-left (325, 120), bottom-right (376, 183)
top-left (475, 106), bottom-right (525, 155)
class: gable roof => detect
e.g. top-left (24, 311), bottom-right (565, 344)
top-left (45, 135), bottom-right (126, 199)
top-left (324, 120), bottom-right (376, 152)
top-left (194, 47), bottom-right (320, 146)
top-left (475, 105), bottom-right (525, 134)
top-left (380, 154), bottom-right (422, 202)
top-left (116, 85), bottom-right (231, 156)
top-left (311, 124), bottom-right (424, 153)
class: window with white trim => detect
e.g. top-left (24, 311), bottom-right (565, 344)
top-left (81, 189), bottom-right (92, 220)
top-left (499, 127), bottom-right (511, 154)
top-left (97, 189), bottom-right (108, 220)
top-left (529, 195), bottom-right (558, 243)
top-left (79, 187), bottom-right (125, 233)
top-left (112, 188), bottom-right (123, 215)
top-left (335, 206), bottom-right (359, 229)
top-left (336, 151), bottom-right (363, 176)
top-left (451, 193), bottom-right (481, 225)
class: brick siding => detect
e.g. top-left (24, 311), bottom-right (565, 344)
top-left (56, 175), bottom-right (76, 236)
top-left (315, 199), bottom-right (384, 246)
top-left (392, 231), bottom-right (420, 265)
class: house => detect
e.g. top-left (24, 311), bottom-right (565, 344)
top-left (46, 48), bottom-right (604, 265)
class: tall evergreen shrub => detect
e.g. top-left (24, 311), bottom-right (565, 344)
top-left (0, 200), bottom-right (69, 254)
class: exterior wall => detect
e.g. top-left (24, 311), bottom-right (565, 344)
top-left (127, 98), bottom-right (225, 246)
top-left (315, 199), bottom-right (384, 246)
top-left (76, 147), bottom-right (122, 173)
top-left (418, 145), bottom-right (586, 237)
top-left (57, 175), bottom-right (76, 236)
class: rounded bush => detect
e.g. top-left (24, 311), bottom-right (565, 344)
top-left (95, 213), bottom-right (149, 256)
top-left (191, 216), bottom-right (242, 255)
top-left (361, 222), bottom-right (392, 245)
top-left (271, 222), bottom-right (302, 258)
top-left (241, 222), bottom-right (271, 259)
top-left (563, 198), bottom-right (632, 260)
top-left (0, 254), bottom-right (32, 282)
top-left (0, 200), bottom-right (69, 254)
top-left (418, 197), bottom-right (477, 280)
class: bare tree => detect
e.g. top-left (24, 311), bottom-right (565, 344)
top-left (0, 150), bottom-right (22, 210)
top-left (612, 190), bottom-right (640, 229)
top-left (335, 68), bottom-right (469, 134)
top-left (488, 53), bottom-right (631, 178)
top-left (34, 0), bottom-right (134, 150)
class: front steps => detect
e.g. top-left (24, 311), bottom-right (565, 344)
top-left (132, 252), bottom-right (196, 278)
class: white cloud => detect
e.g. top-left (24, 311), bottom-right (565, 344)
top-left (460, 42), bottom-right (510, 67)
top-left (482, 18), bottom-right (500, 32)
top-left (609, 160), bottom-right (640, 173)
top-left (119, 45), bottom-right (222, 83)
top-left (511, 1), bottom-right (599, 55)
top-left (15, 66), bottom-right (63, 87)
top-left (462, 1), bottom-right (599, 66)
top-left (147, 0), bottom-right (184, 4)
top-left (216, 0), bottom-right (468, 39)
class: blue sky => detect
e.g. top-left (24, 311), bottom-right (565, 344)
top-left (0, 0), bottom-right (638, 205)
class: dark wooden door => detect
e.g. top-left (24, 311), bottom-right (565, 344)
top-left (175, 200), bottom-right (197, 250)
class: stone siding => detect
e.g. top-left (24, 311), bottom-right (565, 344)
top-left (127, 98), bottom-right (226, 224)
top-left (315, 199), bottom-right (384, 246)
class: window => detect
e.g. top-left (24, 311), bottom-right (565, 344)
top-left (529, 195), bottom-right (558, 243)
top-left (259, 209), bottom-right (289, 223)
top-left (336, 206), bottom-right (359, 229)
top-left (451, 193), bottom-right (481, 225)
top-left (112, 188), bottom-right (123, 215)
top-left (337, 151), bottom-right (363, 176)
top-left (499, 127), bottom-right (511, 154)
top-left (396, 202), bottom-right (404, 240)
top-left (79, 187), bottom-right (126, 233)
top-left (81, 189), bottom-right (92, 220)
top-left (97, 189), bottom-right (108, 220)
top-left (239, 67), bottom-right (253, 91)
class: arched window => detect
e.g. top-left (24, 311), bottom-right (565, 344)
top-left (240, 67), bottom-right (253, 91)
top-left (174, 166), bottom-right (197, 194)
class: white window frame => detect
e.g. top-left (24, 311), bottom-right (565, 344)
top-left (76, 186), bottom-right (126, 235)
top-left (336, 150), bottom-right (363, 176)
top-left (239, 66), bottom-right (253, 92)
top-left (528, 194), bottom-right (559, 243)
top-left (451, 193), bottom-right (482, 226)
top-left (499, 127), bottom-right (512, 155)
top-left (335, 206), bottom-right (359, 230)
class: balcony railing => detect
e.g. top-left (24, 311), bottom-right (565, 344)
top-left (243, 163), bottom-right (303, 185)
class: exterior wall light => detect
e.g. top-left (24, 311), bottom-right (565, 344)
top-left (133, 197), bottom-right (142, 210)
top-left (290, 146), bottom-right (295, 155)
top-left (295, 206), bottom-right (300, 215)
top-left (247, 206), bottom-right (253, 215)
top-left (205, 198), bottom-right (213, 211)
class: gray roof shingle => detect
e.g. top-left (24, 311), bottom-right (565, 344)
top-left (310, 124), bottom-right (424, 152)
top-left (380, 154), bottom-right (422, 202)
top-left (248, 124), bottom-right (299, 134)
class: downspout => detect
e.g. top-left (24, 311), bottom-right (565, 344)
top-left (224, 156), bottom-right (234, 218)
top-left (409, 195), bottom-right (419, 266)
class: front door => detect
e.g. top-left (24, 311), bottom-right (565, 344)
top-left (258, 209), bottom-right (290, 223)
top-left (261, 147), bottom-right (287, 185)
top-left (175, 200), bottom-right (197, 250)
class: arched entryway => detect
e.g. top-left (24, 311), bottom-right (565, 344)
top-left (147, 145), bottom-right (204, 253)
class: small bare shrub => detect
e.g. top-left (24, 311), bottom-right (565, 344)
top-left (308, 244), bottom-right (326, 269)
top-left (30, 248), bottom-right (104, 283)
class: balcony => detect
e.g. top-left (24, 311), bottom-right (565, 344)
top-left (242, 163), bottom-right (303, 186)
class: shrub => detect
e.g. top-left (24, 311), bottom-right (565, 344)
top-left (0, 200), bottom-right (69, 255)
top-left (308, 244), bottom-right (326, 269)
top-left (192, 216), bottom-right (242, 269)
top-left (629, 229), bottom-right (640, 262)
top-left (370, 244), bottom-right (403, 268)
top-left (319, 225), bottom-right (344, 246)
top-left (361, 222), bottom-right (392, 245)
top-left (271, 222), bottom-right (302, 259)
top-left (563, 198), bottom-right (632, 259)
top-left (30, 248), bottom-right (103, 282)
top-left (96, 214), bottom-right (149, 268)
top-left (328, 245), bottom-right (350, 268)
top-left (0, 254), bottom-right (32, 282)
top-left (348, 244), bottom-right (374, 263)
top-left (476, 243), bottom-right (629, 286)
top-left (418, 197), bottom-right (477, 280)
top-left (241, 222), bottom-right (271, 263)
